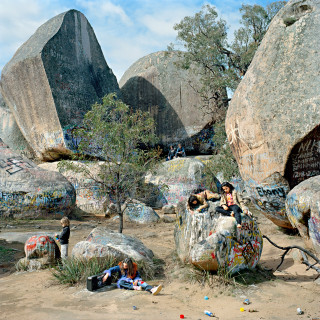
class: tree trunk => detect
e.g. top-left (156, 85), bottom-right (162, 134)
top-left (116, 191), bottom-right (123, 233)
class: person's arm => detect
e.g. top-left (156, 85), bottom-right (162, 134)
top-left (235, 191), bottom-right (248, 213)
top-left (56, 227), bottom-right (68, 241)
top-left (220, 194), bottom-right (228, 210)
top-left (102, 265), bottom-right (120, 282)
top-left (133, 271), bottom-right (142, 285)
top-left (197, 195), bottom-right (208, 211)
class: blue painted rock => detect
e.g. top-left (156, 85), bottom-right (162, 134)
top-left (0, 9), bottom-right (119, 161)
top-left (0, 139), bottom-right (76, 218)
top-left (226, 0), bottom-right (320, 228)
top-left (124, 199), bottom-right (160, 224)
top-left (72, 227), bottom-right (154, 262)
top-left (286, 176), bottom-right (320, 254)
top-left (175, 201), bottom-right (263, 273)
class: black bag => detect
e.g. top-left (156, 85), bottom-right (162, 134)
top-left (87, 273), bottom-right (111, 291)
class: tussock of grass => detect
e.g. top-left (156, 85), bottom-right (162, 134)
top-left (51, 256), bottom-right (163, 286)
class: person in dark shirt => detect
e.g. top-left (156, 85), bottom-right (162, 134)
top-left (175, 143), bottom-right (186, 158)
top-left (55, 217), bottom-right (70, 259)
top-left (166, 145), bottom-right (176, 161)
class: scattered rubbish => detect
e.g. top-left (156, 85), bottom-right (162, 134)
top-left (249, 309), bottom-right (258, 313)
top-left (180, 315), bottom-right (185, 319)
top-left (243, 299), bottom-right (250, 305)
top-left (133, 306), bottom-right (137, 310)
top-left (204, 296), bottom-right (209, 300)
top-left (297, 308), bottom-right (304, 315)
top-left (204, 310), bottom-right (214, 317)
top-left (152, 301), bottom-right (158, 304)
top-left (240, 308), bottom-right (245, 312)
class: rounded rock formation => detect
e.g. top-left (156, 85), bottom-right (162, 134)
top-left (0, 9), bottom-right (119, 161)
top-left (120, 51), bottom-right (228, 154)
top-left (226, 0), bottom-right (320, 228)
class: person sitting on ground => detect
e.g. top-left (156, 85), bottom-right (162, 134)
top-left (166, 145), bottom-right (176, 161)
top-left (215, 182), bottom-right (249, 229)
top-left (175, 143), bottom-right (186, 158)
top-left (102, 257), bottom-right (162, 295)
top-left (188, 189), bottom-right (220, 213)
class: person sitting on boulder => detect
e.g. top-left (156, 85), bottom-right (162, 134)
top-left (102, 257), bottom-right (162, 295)
top-left (166, 145), bottom-right (176, 161)
top-left (175, 143), bottom-right (186, 158)
top-left (188, 190), bottom-right (220, 213)
top-left (215, 182), bottom-right (249, 229)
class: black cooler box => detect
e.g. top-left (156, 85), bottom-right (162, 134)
top-left (87, 273), bottom-right (111, 291)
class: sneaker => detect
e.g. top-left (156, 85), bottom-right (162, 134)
top-left (150, 284), bottom-right (162, 296)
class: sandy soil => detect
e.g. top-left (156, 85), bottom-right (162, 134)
top-left (0, 210), bottom-right (319, 320)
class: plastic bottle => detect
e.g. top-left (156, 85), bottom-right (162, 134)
top-left (204, 310), bottom-right (214, 317)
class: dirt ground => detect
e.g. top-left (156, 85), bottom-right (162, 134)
top-left (0, 209), bottom-right (319, 320)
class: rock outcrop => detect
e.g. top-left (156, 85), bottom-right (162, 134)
top-left (286, 176), bottom-right (320, 254)
top-left (120, 51), bottom-right (227, 154)
top-left (124, 199), bottom-right (160, 224)
top-left (0, 9), bottom-right (119, 161)
top-left (226, 0), bottom-right (320, 228)
top-left (72, 227), bottom-right (154, 262)
top-left (174, 201), bottom-right (263, 273)
top-left (17, 235), bottom-right (60, 270)
top-left (0, 139), bottom-right (76, 218)
top-left (145, 157), bottom-right (220, 207)
top-left (39, 161), bottom-right (107, 214)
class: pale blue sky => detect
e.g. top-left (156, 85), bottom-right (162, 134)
top-left (0, 0), bottom-right (275, 81)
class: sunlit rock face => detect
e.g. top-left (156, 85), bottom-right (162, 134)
top-left (227, 0), bottom-right (320, 228)
top-left (120, 51), bottom-right (228, 154)
top-left (0, 9), bottom-right (119, 161)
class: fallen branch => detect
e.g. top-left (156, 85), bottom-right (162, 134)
top-left (262, 235), bottom-right (320, 276)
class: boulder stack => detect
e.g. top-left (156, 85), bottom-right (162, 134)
top-left (226, 0), bottom-right (320, 228)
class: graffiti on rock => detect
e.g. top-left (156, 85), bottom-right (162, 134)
top-left (0, 156), bottom-right (35, 175)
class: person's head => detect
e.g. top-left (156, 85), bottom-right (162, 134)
top-left (188, 194), bottom-right (199, 209)
top-left (221, 182), bottom-right (234, 194)
top-left (60, 217), bottom-right (70, 227)
top-left (170, 145), bottom-right (174, 150)
top-left (121, 257), bottom-right (134, 277)
top-left (178, 143), bottom-right (182, 148)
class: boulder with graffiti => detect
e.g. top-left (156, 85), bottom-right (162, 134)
top-left (286, 176), bottom-right (320, 255)
top-left (145, 157), bottom-right (220, 207)
top-left (174, 201), bottom-right (263, 273)
top-left (123, 199), bottom-right (160, 224)
top-left (17, 235), bottom-right (61, 270)
top-left (72, 227), bottom-right (154, 263)
top-left (0, 139), bottom-right (76, 218)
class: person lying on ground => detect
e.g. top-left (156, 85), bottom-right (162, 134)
top-left (215, 182), bottom-right (249, 229)
top-left (187, 189), bottom-right (220, 213)
top-left (102, 257), bottom-right (162, 295)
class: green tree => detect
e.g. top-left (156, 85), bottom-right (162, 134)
top-left (58, 93), bottom-right (162, 233)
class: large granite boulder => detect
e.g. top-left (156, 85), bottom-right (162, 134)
top-left (120, 51), bottom-right (228, 154)
top-left (175, 201), bottom-right (263, 273)
top-left (39, 161), bottom-right (107, 214)
top-left (0, 93), bottom-right (35, 159)
top-left (286, 176), bottom-right (320, 254)
top-left (226, 0), bottom-right (320, 228)
top-left (123, 199), bottom-right (160, 224)
top-left (17, 235), bottom-right (61, 270)
top-left (0, 139), bottom-right (76, 218)
top-left (0, 9), bottom-right (119, 161)
top-left (72, 227), bottom-right (154, 262)
top-left (145, 157), bottom-right (221, 207)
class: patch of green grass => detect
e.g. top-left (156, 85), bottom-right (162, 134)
top-left (0, 245), bottom-right (16, 264)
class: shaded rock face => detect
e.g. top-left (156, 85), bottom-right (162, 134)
top-left (124, 199), bottom-right (160, 224)
top-left (0, 93), bottom-right (34, 159)
top-left (226, 0), bottom-right (320, 228)
top-left (286, 176), bottom-right (320, 254)
top-left (39, 162), bottom-right (107, 214)
top-left (0, 140), bottom-right (76, 218)
top-left (120, 51), bottom-right (227, 154)
top-left (145, 157), bottom-right (221, 207)
top-left (72, 227), bottom-right (154, 262)
top-left (174, 201), bottom-right (263, 273)
top-left (0, 9), bottom-right (119, 161)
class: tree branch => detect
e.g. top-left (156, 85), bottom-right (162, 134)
top-left (262, 235), bottom-right (320, 276)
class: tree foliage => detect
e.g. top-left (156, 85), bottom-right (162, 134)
top-left (58, 93), bottom-right (162, 233)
